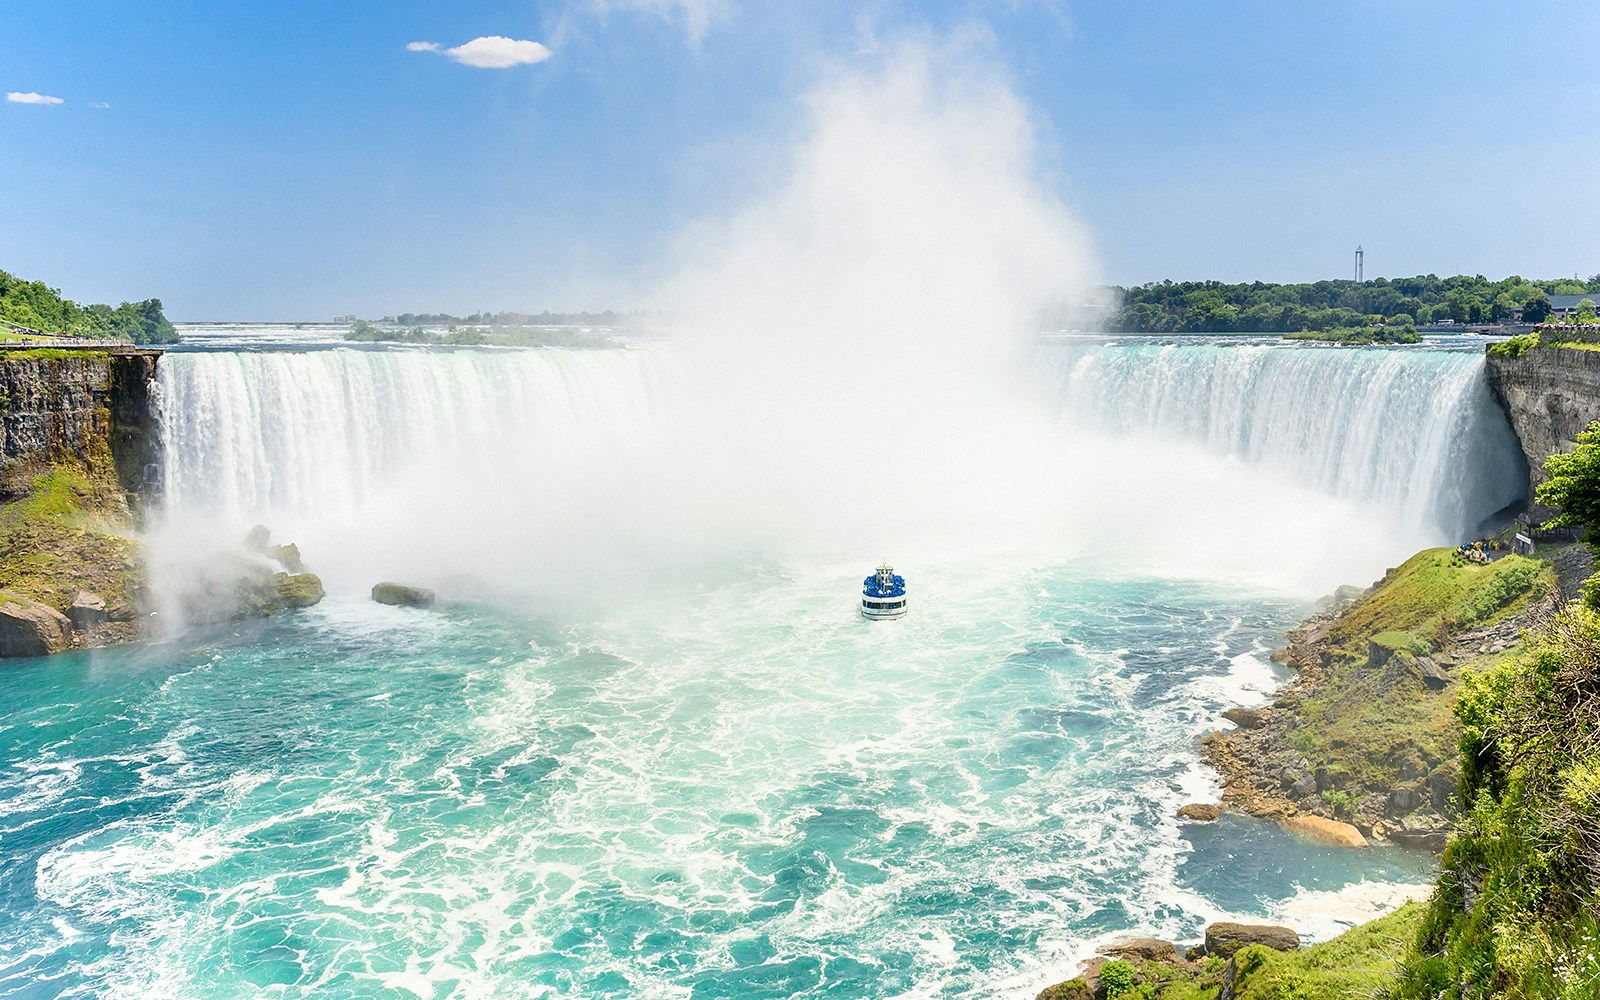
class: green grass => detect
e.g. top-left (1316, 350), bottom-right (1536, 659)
top-left (0, 348), bottom-right (112, 361)
top-left (1328, 549), bottom-right (1549, 654)
top-left (1229, 903), bottom-right (1426, 1000)
top-left (0, 459), bottom-right (140, 613)
top-left (1290, 548), bottom-right (1551, 793)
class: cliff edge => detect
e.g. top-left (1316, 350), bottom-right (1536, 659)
top-left (0, 349), bottom-right (160, 655)
top-left (1485, 343), bottom-right (1600, 518)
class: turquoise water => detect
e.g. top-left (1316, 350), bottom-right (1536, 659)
top-left (0, 563), bottom-right (1433, 999)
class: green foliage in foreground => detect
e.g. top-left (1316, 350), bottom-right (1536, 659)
top-left (0, 267), bottom-right (178, 344)
top-left (1537, 421), bottom-right (1600, 609)
top-left (344, 320), bottom-right (618, 349)
top-left (1283, 325), bottom-right (1420, 345)
top-left (1393, 606), bottom-right (1600, 1000)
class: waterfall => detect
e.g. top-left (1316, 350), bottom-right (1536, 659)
top-left (1045, 341), bottom-right (1526, 540)
top-left (153, 340), bottom-right (1527, 595)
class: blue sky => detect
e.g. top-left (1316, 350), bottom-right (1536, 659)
top-left (2, 0), bottom-right (1597, 320)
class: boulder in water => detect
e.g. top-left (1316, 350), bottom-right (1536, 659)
top-left (372, 582), bottom-right (436, 608)
top-left (0, 597), bottom-right (74, 657)
top-left (279, 573), bottom-right (325, 608)
top-left (1178, 803), bottom-right (1221, 822)
top-left (245, 524), bottom-right (272, 551)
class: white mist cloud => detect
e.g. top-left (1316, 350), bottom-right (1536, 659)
top-left (407, 36), bottom-right (553, 68)
top-left (88, 101), bottom-right (111, 109)
top-left (588, 0), bottom-right (730, 44)
top-left (6, 92), bottom-right (63, 105)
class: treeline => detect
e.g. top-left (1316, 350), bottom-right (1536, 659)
top-left (346, 321), bottom-right (618, 349)
top-left (0, 267), bottom-right (179, 344)
top-left (391, 310), bottom-right (653, 327)
top-left (1105, 274), bottom-right (1600, 334)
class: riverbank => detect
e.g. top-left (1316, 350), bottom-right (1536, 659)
top-left (1197, 541), bottom-right (1582, 849)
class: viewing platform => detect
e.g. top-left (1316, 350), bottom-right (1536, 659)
top-left (0, 336), bottom-right (162, 357)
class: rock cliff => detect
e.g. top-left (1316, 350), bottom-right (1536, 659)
top-left (0, 350), bottom-right (160, 656)
top-left (0, 350), bottom-right (160, 498)
top-left (1485, 345), bottom-right (1600, 517)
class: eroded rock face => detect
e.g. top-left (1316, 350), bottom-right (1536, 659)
top-left (1202, 922), bottom-right (1300, 959)
top-left (0, 598), bottom-right (74, 657)
top-left (1486, 345), bottom-right (1600, 517)
top-left (372, 582), bottom-right (436, 608)
top-left (0, 353), bottom-right (159, 498)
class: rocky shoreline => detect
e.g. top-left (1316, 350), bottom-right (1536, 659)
top-left (1191, 544), bottom-right (1590, 849)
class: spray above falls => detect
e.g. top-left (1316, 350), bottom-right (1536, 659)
top-left (149, 43), bottom-right (1528, 598)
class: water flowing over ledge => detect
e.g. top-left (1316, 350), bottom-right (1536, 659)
top-left (1046, 341), bottom-right (1526, 542)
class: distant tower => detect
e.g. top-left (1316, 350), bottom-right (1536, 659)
top-left (1355, 246), bottom-right (1365, 283)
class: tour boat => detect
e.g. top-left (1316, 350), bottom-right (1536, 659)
top-left (862, 564), bottom-right (908, 619)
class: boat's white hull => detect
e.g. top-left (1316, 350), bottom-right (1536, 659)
top-left (862, 598), bottom-right (908, 619)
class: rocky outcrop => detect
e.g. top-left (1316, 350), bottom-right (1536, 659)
top-left (1485, 345), bottom-right (1600, 517)
top-left (372, 582), bottom-right (436, 608)
top-left (0, 597), bottom-right (74, 657)
top-left (1202, 923), bottom-right (1300, 959)
top-left (1177, 803), bottom-right (1221, 822)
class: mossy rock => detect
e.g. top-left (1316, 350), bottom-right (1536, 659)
top-left (1035, 978), bottom-right (1092, 1000)
top-left (277, 572), bottom-right (324, 608)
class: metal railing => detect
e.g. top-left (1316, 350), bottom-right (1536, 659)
top-left (0, 335), bottom-right (136, 350)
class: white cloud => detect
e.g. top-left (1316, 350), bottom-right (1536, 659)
top-left (407, 35), bottom-right (552, 69)
top-left (6, 92), bottom-right (64, 105)
top-left (89, 101), bottom-right (111, 109)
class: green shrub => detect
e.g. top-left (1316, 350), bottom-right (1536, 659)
top-left (1489, 331), bottom-right (1541, 358)
top-left (1100, 959), bottom-right (1137, 998)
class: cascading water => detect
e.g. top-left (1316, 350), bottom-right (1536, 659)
top-left (152, 338), bottom-right (1526, 598)
top-left (1044, 339), bottom-right (1527, 541)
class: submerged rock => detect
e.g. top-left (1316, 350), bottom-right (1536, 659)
top-left (1178, 803), bottom-right (1221, 822)
top-left (0, 597), bottom-right (74, 657)
top-left (1203, 922), bottom-right (1300, 958)
top-left (372, 582), bottom-right (436, 608)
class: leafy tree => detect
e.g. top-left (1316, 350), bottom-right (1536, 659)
top-left (1521, 293), bottom-right (1551, 324)
top-left (1536, 422), bottom-right (1600, 607)
top-left (1577, 298), bottom-right (1599, 325)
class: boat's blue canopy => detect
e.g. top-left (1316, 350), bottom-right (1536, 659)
top-left (862, 574), bottom-right (906, 598)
